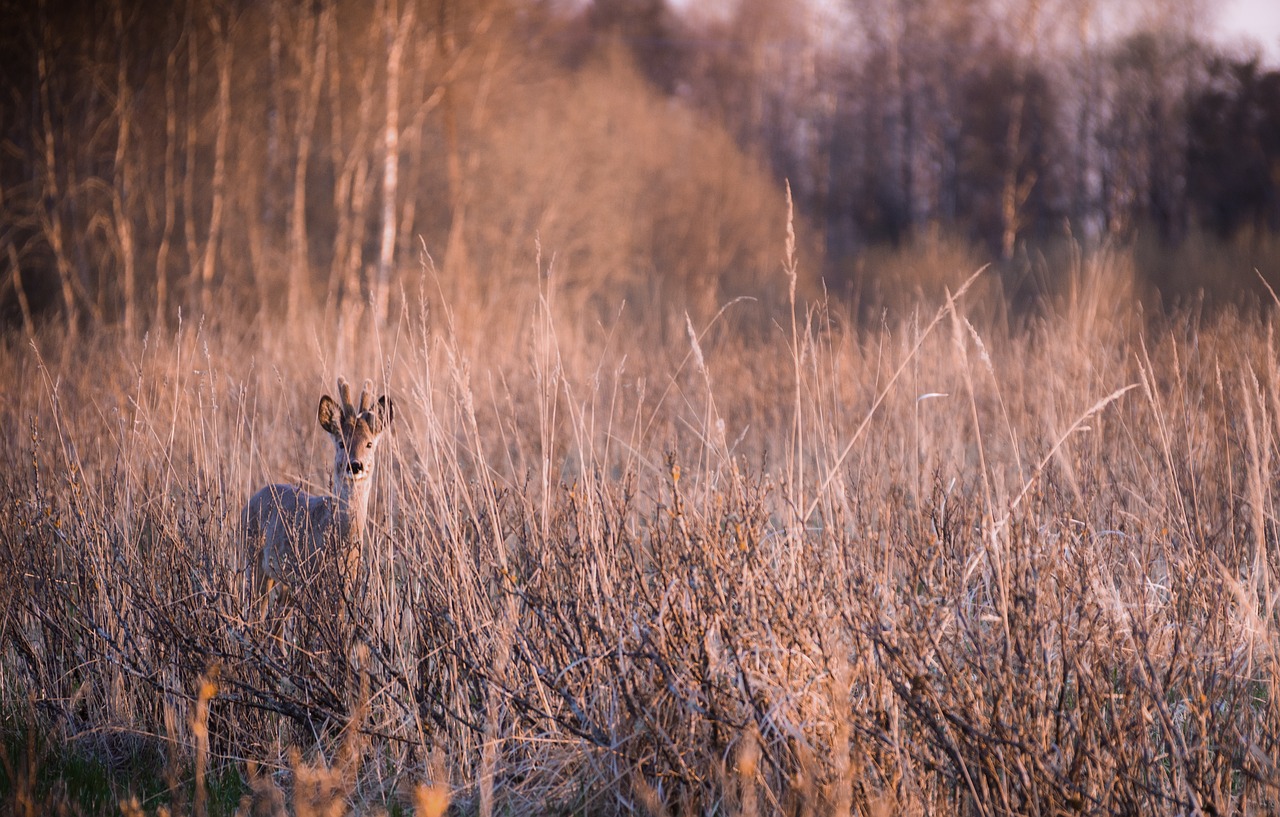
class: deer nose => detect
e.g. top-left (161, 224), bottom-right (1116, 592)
top-left (349, 461), bottom-right (364, 475)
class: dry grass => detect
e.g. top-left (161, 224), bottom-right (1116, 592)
top-left (2, 244), bottom-right (1279, 815)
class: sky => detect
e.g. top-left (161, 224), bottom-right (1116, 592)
top-left (1214, 0), bottom-right (1280, 62)
top-left (624, 0), bottom-right (1280, 66)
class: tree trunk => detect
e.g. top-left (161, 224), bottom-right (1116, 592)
top-left (35, 2), bottom-right (78, 339)
top-left (111, 0), bottom-right (137, 334)
top-left (182, 0), bottom-right (199, 313)
top-left (437, 0), bottom-right (469, 282)
top-left (199, 7), bottom-right (231, 318)
top-left (1000, 86), bottom-right (1026, 261)
top-left (374, 0), bottom-right (413, 328)
top-left (328, 24), bottom-right (377, 335)
top-left (286, 0), bottom-right (331, 327)
top-left (154, 10), bottom-right (181, 330)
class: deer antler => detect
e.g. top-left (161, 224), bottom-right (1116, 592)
top-left (337, 377), bottom-right (354, 414)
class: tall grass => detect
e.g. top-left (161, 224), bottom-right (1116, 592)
top-left (2, 242), bottom-right (1279, 815)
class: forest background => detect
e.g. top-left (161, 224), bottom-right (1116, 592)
top-left (3, 0), bottom-right (1280, 332)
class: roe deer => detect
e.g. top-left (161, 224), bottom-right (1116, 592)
top-left (244, 377), bottom-right (393, 616)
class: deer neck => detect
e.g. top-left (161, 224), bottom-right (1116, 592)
top-left (331, 475), bottom-right (373, 543)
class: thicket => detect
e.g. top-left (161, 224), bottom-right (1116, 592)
top-left (1, 243), bottom-right (1279, 814)
top-left (0, 0), bottom-right (805, 340)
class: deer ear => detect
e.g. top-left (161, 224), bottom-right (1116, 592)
top-left (377, 395), bottom-right (394, 428)
top-left (318, 395), bottom-right (342, 435)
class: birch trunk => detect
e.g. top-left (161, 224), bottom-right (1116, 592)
top-left (286, 1), bottom-right (331, 327)
top-left (374, 0), bottom-right (414, 328)
top-left (111, 0), bottom-right (137, 334)
top-left (198, 8), bottom-right (231, 318)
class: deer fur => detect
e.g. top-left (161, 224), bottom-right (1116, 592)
top-left (243, 377), bottom-right (393, 615)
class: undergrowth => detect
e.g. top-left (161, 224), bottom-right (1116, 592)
top-left (2, 248), bottom-right (1279, 815)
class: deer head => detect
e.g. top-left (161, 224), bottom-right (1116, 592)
top-left (317, 377), bottom-right (394, 492)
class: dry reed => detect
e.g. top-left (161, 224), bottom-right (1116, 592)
top-left (1, 246), bottom-right (1278, 815)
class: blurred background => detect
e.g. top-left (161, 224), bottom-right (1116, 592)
top-left (2, 0), bottom-right (1279, 337)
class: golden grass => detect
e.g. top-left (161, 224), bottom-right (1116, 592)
top-left (1, 246), bottom-right (1279, 815)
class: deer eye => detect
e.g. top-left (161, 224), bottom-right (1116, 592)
top-left (365, 441), bottom-right (374, 449)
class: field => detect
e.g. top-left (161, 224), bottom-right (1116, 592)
top-left (2, 237), bottom-right (1279, 816)
top-left (5, 0), bottom-right (1280, 811)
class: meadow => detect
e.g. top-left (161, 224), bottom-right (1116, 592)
top-left (2, 234), bottom-right (1279, 816)
top-left (5, 0), bottom-right (1280, 810)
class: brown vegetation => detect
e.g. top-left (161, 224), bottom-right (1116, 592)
top-left (2, 241), bottom-right (1280, 814)
top-left (2, 1), bottom-right (1280, 814)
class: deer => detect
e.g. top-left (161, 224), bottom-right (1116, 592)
top-left (243, 377), bottom-right (394, 621)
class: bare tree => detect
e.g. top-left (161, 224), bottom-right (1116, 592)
top-left (286, 0), bottom-right (332, 327)
top-left (110, 0), bottom-right (138, 333)
top-left (326, 7), bottom-right (377, 335)
top-left (192, 2), bottom-right (233, 317)
top-left (182, 0), bottom-right (200, 311)
top-left (999, 0), bottom-right (1046, 259)
top-left (35, 0), bottom-right (79, 338)
top-left (153, 8), bottom-right (183, 328)
top-left (374, 0), bottom-right (415, 328)
top-left (437, 0), bottom-right (470, 280)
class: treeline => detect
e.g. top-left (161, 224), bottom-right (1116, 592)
top-left (0, 0), bottom-right (796, 336)
top-left (593, 0), bottom-right (1280, 259)
top-left (2, 0), bottom-right (1279, 336)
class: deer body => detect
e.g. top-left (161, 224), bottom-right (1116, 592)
top-left (244, 378), bottom-right (393, 614)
